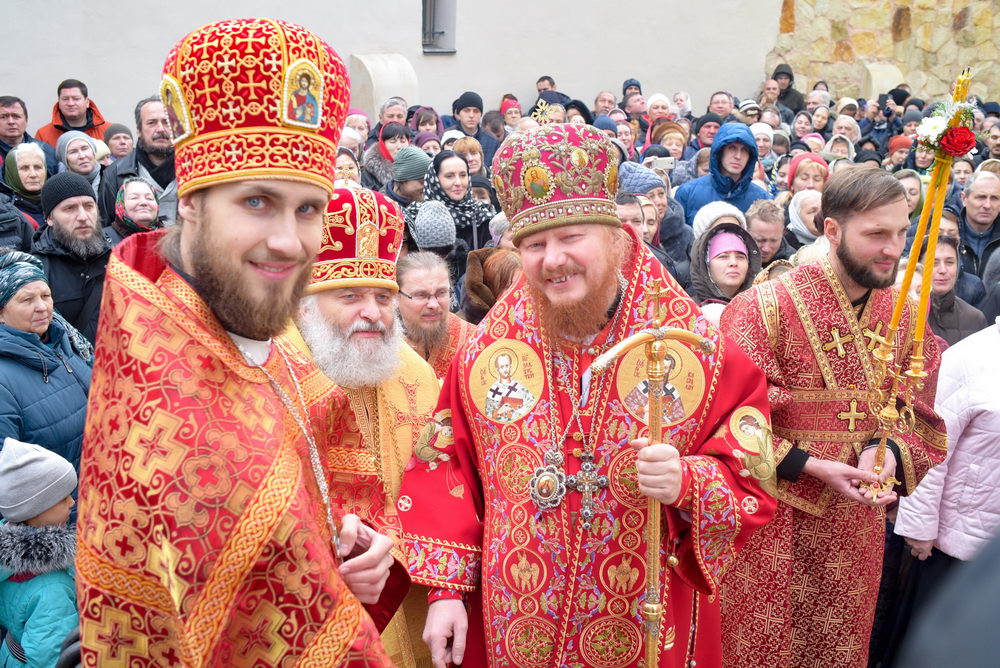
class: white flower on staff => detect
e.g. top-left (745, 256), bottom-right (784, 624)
top-left (916, 116), bottom-right (949, 145)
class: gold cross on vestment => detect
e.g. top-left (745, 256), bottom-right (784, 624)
top-left (862, 322), bottom-right (885, 352)
top-left (837, 399), bottom-right (867, 432)
top-left (640, 279), bottom-right (670, 328)
top-left (822, 327), bottom-right (854, 358)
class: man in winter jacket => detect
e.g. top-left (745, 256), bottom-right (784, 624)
top-left (772, 64), bottom-right (805, 115)
top-left (0, 97), bottom-right (60, 180)
top-left (98, 97), bottom-right (177, 225)
top-left (32, 172), bottom-right (111, 343)
top-left (957, 171), bottom-right (1000, 278)
top-left (675, 123), bottom-right (773, 226)
top-left (452, 91), bottom-right (499, 166)
top-left (33, 79), bottom-right (109, 148)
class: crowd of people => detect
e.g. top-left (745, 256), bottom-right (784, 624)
top-left (0, 16), bottom-right (998, 667)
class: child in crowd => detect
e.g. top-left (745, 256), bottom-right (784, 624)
top-left (0, 438), bottom-right (78, 668)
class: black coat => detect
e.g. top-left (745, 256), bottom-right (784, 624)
top-left (658, 197), bottom-right (693, 288)
top-left (929, 289), bottom-right (988, 346)
top-left (30, 225), bottom-right (111, 343)
top-left (0, 194), bottom-right (35, 252)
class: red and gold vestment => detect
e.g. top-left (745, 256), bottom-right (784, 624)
top-left (719, 258), bottom-right (947, 668)
top-left (77, 232), bottom-right (395, 666)
top-left (398, 233), bottom-right (776, 667)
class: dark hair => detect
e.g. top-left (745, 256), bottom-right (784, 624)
top-left (482, 110), bottom-right (504, 136)
top-left (57, 79), bottom-right (88, 98)
top-left (623, 92), bottom-right (643, 108)
top-left (414, 108), bottom-right (438, 128)
top-left (919, 234), bottom-right (959, 263)
top-left (536, 75), bottom-right (555, 87)
top-left (641, 144), bottom-right (670, 160)
top-left (433, 149), bottom-right (469, 175)
top-left (0, 96), bottom-right (27, 117)
top-left (134, 95), bottom-right (161, 127)
top-left (615, 192), bottom-right (641, 206)
top-left (379, 121), bottom-right (409, 143)
top-left (820, 165), bottom-right (905, 225)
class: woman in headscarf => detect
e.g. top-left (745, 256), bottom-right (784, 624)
top-left (405, 150), bottom-right (493, 252)
top-left (107, 177), bottom-right (162, 245)
top-left (360, 121), bottom-right (410, 190)
top-left (811, 105), bottom-right (832, 140)
top-left (0, 249), bottom-right (92, 471)
top-left (56, 131), bottom-right (104, 196)
top-left (409, 106), bottom-right (443, 137)
top-left (791, 110), bottom-right (814, 142)
top-left (1, 143), bottom-right (47, 228)
top-left (784, 188), bottom-right (824, 250)
top-left (688, 223), bottom-right (762, 325)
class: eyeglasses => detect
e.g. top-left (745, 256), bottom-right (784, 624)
top-left (399, 288), bottom-right (452, 303)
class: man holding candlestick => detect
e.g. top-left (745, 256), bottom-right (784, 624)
top-left (719, 166), bottom-right (947, 668)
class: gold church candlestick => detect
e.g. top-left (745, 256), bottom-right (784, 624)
top-left (590, 279), bottom-right (716, 666)
top-left (863, 69), bottom-right (974, 496)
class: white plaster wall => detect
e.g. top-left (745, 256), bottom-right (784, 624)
top-left (2, 0), bottom-right (782, 136)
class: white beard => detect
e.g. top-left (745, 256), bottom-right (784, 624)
top-left (297, 297), bottom-right (403, 388)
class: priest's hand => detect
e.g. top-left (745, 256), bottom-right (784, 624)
top-left (904, 537), bottom-right (935, 561)
top-left (338, 514), bottom-right (394, 604)
top-left (631, 438), bottom-right (683, 505)
top-left (425, 599), bottom-right (468, 667)
top-left (802, 458), bottom-right (891, 507)
top-left (857, 445), bottom-right (899, 506)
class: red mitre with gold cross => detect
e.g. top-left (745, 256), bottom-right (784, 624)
top-left (308, 187), bottom-right (405, 294)
top-left (160, 17), bottom-right (350, 196)
top-left (490, 122), bottom-right (621, 245)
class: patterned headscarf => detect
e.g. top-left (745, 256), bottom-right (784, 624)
top-left (113, 177), bottom-right (162, 235)
top-left (0, 250), bottom-right (93, 362)
top-left (0, 250), bottom-right (47, 309)
top-left (405, 156), bottom-right (493, 231)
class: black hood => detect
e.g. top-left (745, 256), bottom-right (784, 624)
top-left (689, 222), bottom-right (762, 304)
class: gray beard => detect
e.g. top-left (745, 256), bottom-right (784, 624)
top-left (53, 223), bottom-right (106, 259)
top-left (297, 297), bottom-right (403, 388)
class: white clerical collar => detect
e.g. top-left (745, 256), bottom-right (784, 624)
top-left (226, 331), bottom-right (272, 366)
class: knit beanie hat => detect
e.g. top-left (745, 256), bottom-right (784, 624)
top-left (855, 148), bottom-right (883, 165)
top-left (902, 109), bottom-right (923, 125)
top-left (888, 135), bottom-right (913, 155)
top-left (694, 113), bottom-right (724, 135)
top-left (749, 122), bottom-right (773, 143)
top-left (622, 78), bottom-right (642, 95)
top-left (593, 115), bottom-right (618, 135)
top-left (618, 161), bottom-right (665, 195)
top-left (414, 131), bottom-right (440, 149)
top-left (41, 171), bottom-right (96, 219)
top-left (412, 200), bottom-right (457, 248)
top-left (692, 201), bottom-right (747, 241)
top-left (738, 99), bottom-right (761, 114)
top-left (452, 91), bottom-right (484, 115)
top-left (708, 231), bottom-right (748, 261)
top-left (0, 437), bottom-right (77, 523)
top-left (441, 129), bottom-right (465, 146)
top-left (393, 146), bottom-right (432, 182)
top-left (103, 123), bottom-right (133, 143)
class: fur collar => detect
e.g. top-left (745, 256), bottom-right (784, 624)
top-left (361, 144), bottom-right (395, 188)
top-left (0, 523), bottom-right (76, 575)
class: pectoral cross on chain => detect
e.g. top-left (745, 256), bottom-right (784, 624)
top-left (567, 452), bottom-right (609, 531)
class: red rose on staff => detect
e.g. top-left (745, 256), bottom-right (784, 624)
top-left (939, 126), bottom-right (977, 156)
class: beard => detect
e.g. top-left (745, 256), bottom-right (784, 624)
top-left (401, 310), bottom-right (449, 353)
top-left (190, 216), bottom-right (310, 341)
top-left (297, 297), bottom-right (402, 387)
top-left (836, 239), bottom-right (898, 291)
top-left (526, 230), bottom-right (626, 339)
top-left (138, 134), bottom-right (174, 159)
top-left (53, 219), bottom-right (106, 259)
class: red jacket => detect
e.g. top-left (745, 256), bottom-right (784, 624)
top-left (34, 100), bottom-right (110, 147)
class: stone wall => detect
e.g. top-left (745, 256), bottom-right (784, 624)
top-left (767, 0), bottom-right (996, 101)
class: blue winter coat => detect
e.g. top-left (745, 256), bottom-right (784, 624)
top-left (0, 522), bottom-right (78, 668)
top-left (0, 319), bottom-right (90, 471)
top-left (674, 123), bottom-right (772, 226)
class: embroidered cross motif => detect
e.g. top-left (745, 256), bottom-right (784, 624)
top-left (566, 452), bottom-right (608, 531)
top-left (822, 327), bottom-right (854, 358)
top-left (837, 399), bottom-right (867, 432)
top-left (862, 322), bottom-right (885, 352)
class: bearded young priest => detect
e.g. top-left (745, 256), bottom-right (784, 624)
top-left (397, 123), bottom-right (777, 668)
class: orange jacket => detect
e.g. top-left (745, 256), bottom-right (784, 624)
top-left (34, 100), bottom-right (110, 147)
